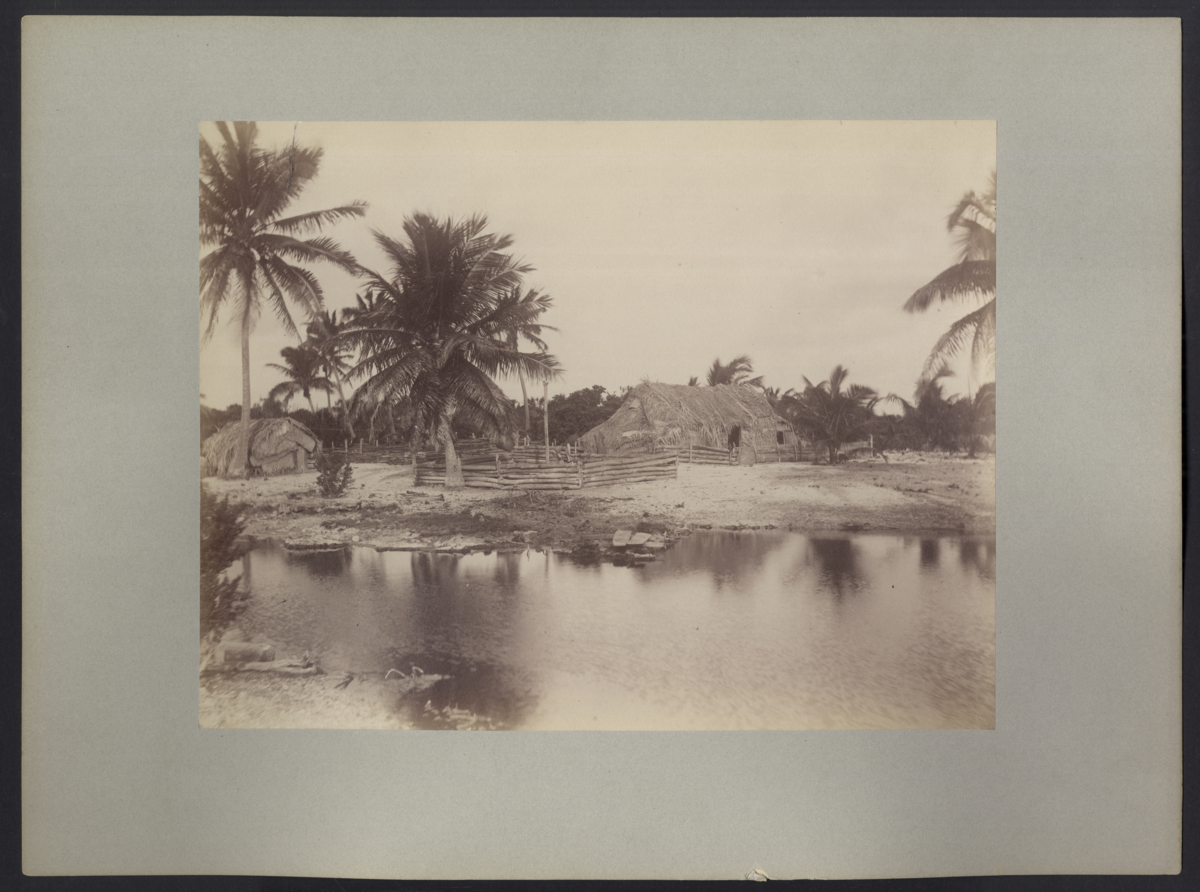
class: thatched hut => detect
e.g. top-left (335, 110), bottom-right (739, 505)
top-left (577, 382), bottom-right (798, 462)
top-left (201, 417), bottom-right (322, 478)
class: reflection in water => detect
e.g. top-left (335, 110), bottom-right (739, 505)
top-left (235, 531), bottom-right (995, 730)
top-left (807, 537), bottom-right (864, 600)
top-left (919, 538), bottom-right (940, 569)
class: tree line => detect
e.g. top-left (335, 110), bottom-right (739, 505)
top-left (200, 123), bottom-right (560, 487)
top-left (201, 122), bottom-right (995, 483)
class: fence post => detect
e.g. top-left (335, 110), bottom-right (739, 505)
top-left (543, 381), bottom-right (550, 464)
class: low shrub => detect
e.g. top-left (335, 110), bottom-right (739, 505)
top-left (200, 485), bottom-right (246, 641)
top-left (316, 450), bottom-right (354, 497)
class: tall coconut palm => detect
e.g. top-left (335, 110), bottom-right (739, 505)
top-left (705, 355), bottom-right (764, 388)
top-left (305, 308), bottom-right (358, 437)
top-left (905, 171), bottom-right (996, 384)
top-left (266, 344), bottom-right (335, 413)
top-left (199, 121), bottom-right (366, 476)
top-left (501, 284), bottom-right (557, 436)
top-left (345, 213), bottom-right (561, 487)
top-left (782, 365), bottom-right (880, 464)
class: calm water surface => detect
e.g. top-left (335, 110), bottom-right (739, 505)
top-left (234, 531), bottom-right (995, 730)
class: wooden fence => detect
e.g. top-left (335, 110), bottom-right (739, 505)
top-left (324, 436), bottom-right (802, 467)
top-left (416, 451), bottom-right (677, 490)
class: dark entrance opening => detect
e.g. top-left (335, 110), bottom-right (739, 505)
top-left (727, 425), bottom-right (742, 450)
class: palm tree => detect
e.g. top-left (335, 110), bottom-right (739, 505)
top-left (501, 285), bottom-right (557, 437)
top-left (705, 355), bottom-right (764, 388)
top-left (305, 308), bottom-right (358, 437)
top-left (345, 213), bottom-right (561, 487)
top-left (200, 121), bottom-right (366, 475)
top-left (782, 365), bottom-right (880, 464)
top-left (904, 171), bottom-right (996, 384)
top-left (883, 365), bottom-right (970, 452)
top-left (266, 344), bottom-right (335, 413)
top-left (761, 385), bottom-right (793, 410)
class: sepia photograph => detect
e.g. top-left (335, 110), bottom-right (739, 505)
top-left (198, 120), bottom-right (996, 730)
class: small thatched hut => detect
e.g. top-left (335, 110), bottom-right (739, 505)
top-left (577, 382), bottom-right (798, 461)
top-left (201, 417), bottom-right (322, 478)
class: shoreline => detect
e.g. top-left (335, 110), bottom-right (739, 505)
top-left (200, 452), bottom-right (994, 729)
top-left (205, 453), bottom-right (996, 557)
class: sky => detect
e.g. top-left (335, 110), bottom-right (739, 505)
top-left (199, 120), bottom-right (995, 412)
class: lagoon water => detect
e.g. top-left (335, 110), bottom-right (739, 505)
top-left (233, 531), bottom-right (995, 730)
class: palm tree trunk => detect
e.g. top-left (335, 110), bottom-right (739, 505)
top-left (439, 399), bottom-right (464, 488)
top-left (330, 369), bottom-right (356, 439)
top-left (519, 368), bottom-right (530, 435)
top-left (237, 279), bottom-right (253, 478)
top-left (410, 425), bottom-right (422, 476)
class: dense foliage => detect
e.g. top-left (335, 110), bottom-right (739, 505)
top-left (545, 385), bottom-right (626, 444)
top-left (200, 486), bottom-right (246, 640)
top-left (315, 450), bottom-right (354, 496)
top-left (341, 213), bottom-right (561, 485)
top-left (780, 366), bottom-right (880, 464)
top-left (883, 373), bottom-right (995, 455)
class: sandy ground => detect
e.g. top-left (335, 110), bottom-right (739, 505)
top-left (200, 452), bottom-right (994, 728)
top-left (204, 451), bottom-right (995, 552)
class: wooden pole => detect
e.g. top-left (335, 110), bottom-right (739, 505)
top-left (543, 381), bottom-right (550, 463)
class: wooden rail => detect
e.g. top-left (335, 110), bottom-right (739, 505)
top-left (415, 451), bottom-right (677, 490)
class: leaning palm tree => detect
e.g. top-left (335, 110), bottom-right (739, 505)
top-left (266, 344), bottom-right (335, 414)
top-left (199, 121), bottom-right (366, 476)
top-left (705, 355), bottom-right (764, 388)
top-left (345, 213), bottom-right (561, 487)
top-left (782, 365), bottom-right (880, 464)
top-left (904, 171), bottom-right (996, 384)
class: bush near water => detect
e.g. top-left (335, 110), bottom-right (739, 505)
top-left (316, 451), bottom-right (354, 497)
top-left (200, 486), bottom-right (246, 640)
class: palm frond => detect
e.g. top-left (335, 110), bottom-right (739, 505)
top-left (904, 260), bottom-right (996, 312)
top-left (271, 202), bottom-right (368, 236)
top-left (918, 299), bottom-right (996, 383)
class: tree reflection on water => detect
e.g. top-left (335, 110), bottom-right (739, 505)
top-left (806, 537), bottom-right (865, 600)
top-left (232, 531), bottom-right (995, 729)
top-left (665, 530), bottom-right (787, 591)
top-left (919, 538), bottom-right (940, 569)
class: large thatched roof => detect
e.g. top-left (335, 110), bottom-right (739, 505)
top-left (577, 382), bottom-right (790, 454)
top-left (201, 417), bottom-right (321, 478)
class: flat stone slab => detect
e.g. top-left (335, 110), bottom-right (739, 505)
top-left (222, 642), bottom-right (275, 663)
top-left (612, 529), bottom-right (633, 547)
top-left (628, 532), bottom-right (651, 546)
top-left (235, 660), bottom-right (320, 677)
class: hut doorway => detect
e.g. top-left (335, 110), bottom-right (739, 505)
top-left (727, 425), bottom-right (741, 451)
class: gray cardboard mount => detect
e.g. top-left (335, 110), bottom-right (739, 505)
top-left (22, 18), bottom-right (1180, 879)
